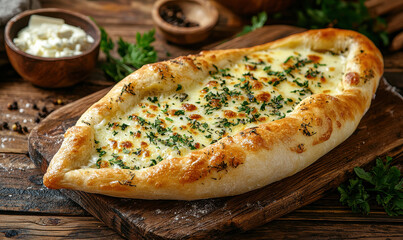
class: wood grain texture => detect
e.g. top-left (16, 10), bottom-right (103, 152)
top-left (3, 199), bottom-right (402, 240)
top-left (0, 153), bottom-right (85, 215)
top-left (0, 215), bottom-right (122, 239)
top-left (0, 63), bottom-right (112, 215)
top-left (28, 26), bottom-right (403, 239)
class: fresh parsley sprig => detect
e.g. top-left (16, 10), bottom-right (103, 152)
top-left (237, 12), bottom-right (268, 37)
top-left (98, 25), bottom-right (158, 82)
top-left (338, 156), bottom-right (403, 216)
top-left (274, 0), bottom-right (388, 47)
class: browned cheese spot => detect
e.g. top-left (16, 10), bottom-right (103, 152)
top-left (143, 150), bottom-right (150, 157)
top-left (100, 161), bottom-right (109, 168)
top-left (141, 141), bottom-right (148, 149)
top-left (245, 64), bottom-right (256, 71)
top-left (265, 56), bottom-right (273, 63)
top-left (345, 72), bottom-right (360, 85)
top-left (256, 92), bottom-right (271, 102)
top-left (210, 99), bottom-right (221, 108)
top-left (223, 110), bottom-right (237, 118)
top-left (168, 109), bottom-right (180, 116)
top-left (109, 139), bottom-right (118, 149)
top-left (182, 103), bottom-right (197, 111)
top-left (189, 114), bottom-right (202, 120)
top-left (120, 141), bottom-right (133, 149)
top-left (258, 116), bottom-right (267, 122)
top-left (308, 54), bottom-right (322, 63)
top-left (159, 118), bottom-right (167, 126)
top-left (252, 81), bottom-right (263, 90)
top-left (207, 81), bottom-right (218, 87)
top-left (138, 102), bottom-right (147, 107)
top-left (149, 105), bottom-right (158, 111)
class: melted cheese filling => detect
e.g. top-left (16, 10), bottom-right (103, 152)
top-left (86, 48), bottom-right (346, 170)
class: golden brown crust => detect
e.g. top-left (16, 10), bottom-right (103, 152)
top-left (43, 28), bottom-right (383, 200)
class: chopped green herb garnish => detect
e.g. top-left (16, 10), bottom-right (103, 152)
top-left (120, 123), bottom-right (129, 130)
top-left (147, 96), bottom-right (158, 103)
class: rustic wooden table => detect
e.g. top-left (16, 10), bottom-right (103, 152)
top-left (1, 0), bottom-right (402, 239)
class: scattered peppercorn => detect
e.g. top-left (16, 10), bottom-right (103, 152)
top-left (53, 99), bottom-right (64, 105)
top-left (38, 112), bottom-right (47, 118)
top-left (12, 122), bottom-right (23, 134)
top-left (32, 103), bottom-right (39, 110)
top-left (42, 106), bottom-right (48, 113)
top-left (38, 106), bottom-right (53, 118)
top-left (35, 117), bottom-right (40, 123)
top-left (7, 101), bottom-right (18, 110)
top-left (160, 5), bottom-right (199, 28)
top-left (23, 126), bottom-right (29, 133)
top-left (1, 122), bottom-right (9, 130)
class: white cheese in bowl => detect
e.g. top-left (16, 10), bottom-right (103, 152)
top-left (13, 15), bottom-right (94, 58)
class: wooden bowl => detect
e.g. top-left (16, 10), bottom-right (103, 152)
top-left (152, 0), bottom-right (218, 45)
top-left (4, 8), bottom-right (100, 88)
top-left (216, 0), bottom-right (295, 15)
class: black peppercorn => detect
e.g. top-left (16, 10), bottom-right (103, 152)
top-left (7, 101), bottom-right (18, 110)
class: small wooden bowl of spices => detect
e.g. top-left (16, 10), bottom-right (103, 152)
top-left (152, 0), bottom-right (218, 45)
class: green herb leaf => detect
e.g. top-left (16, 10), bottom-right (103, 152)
top-left (96, 23), bottom-right (158, 82)
top-left (237, 12), bottom-right (268, 37)
top-left (274, 0), bottom-right (389, 47)
top-left (354, 167), bottom-right (373, 184)
top-left (338, 156), bottom-right (403, 216)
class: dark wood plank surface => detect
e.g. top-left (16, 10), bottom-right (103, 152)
top-left (1, 0), bottom-right (403, 239)
top-left (28, 26), bottom-right (403, 239)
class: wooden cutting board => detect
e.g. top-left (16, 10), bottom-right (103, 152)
top-left (28, 26), bottom-right (403, 240)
